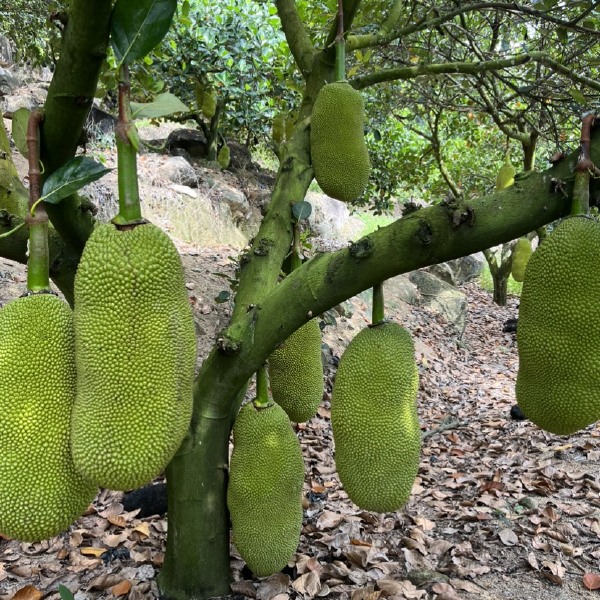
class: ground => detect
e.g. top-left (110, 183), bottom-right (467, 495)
top-left (1, 135), bottom-right (600, 600)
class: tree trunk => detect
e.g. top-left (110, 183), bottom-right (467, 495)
top-left (492, 268), bottom-right (509, 305)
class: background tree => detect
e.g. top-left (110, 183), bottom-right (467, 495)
top-left (1, 1), bottom-right (600, 599)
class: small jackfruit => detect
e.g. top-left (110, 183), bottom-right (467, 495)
top-left (202, 90), bottom-right (217, 119)
top-left (0, 294), bottom-right (97, 541)
top-left (310, 81), bottom-right (371, 202)
top-left (272, 113), bottom-right (285, 144)
top-left (331, 321), bottom-right (420, 512)
top-left (72, 222), bottom-right (197, 490)
top-left (516, 216), bottom-right (600, 435)
top-left (284, 112), bottom-right (298, 142)
top-left (228, 401), bottom-right (304, 577)
top-left (268, 319), bottom-right (323, 423)
top-left (495, 154), bottom-right (516, 191)
top-left (511, 238), bottom-right (533, 282)
top-left (217, 144), bottom-right (230, 169)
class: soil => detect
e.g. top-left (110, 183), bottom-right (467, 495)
top-left (1, 128), bottom-right (600, 600)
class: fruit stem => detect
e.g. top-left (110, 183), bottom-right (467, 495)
top-left (571, 112), bottom-right (595, 216)
top-left (26, 110), bottom-right (50, 293)
top-left (372, 282), bottom-right (385, 325)
top-left (254, 365), bottom-right (270, 408)
top-left (114, 63), bottom-right (143, 225)
top-left (334, 0), bottom-right (346, 82)
top-left (291, 222), bottom-right (303, 272)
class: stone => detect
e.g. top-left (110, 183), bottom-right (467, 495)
top-left (166, 128), bottom-right (207, 158)
top-left (0, 36), bottom-right (13, 65)
top-left (445, 252), bottom-right (485, 284)
top-left (160, 156), bottom-right (198, 187)
top-left (306, 192), bottom-right (364, 242)
top-left (424, 263), bottom-right (456, 286)
top-left (0, 66), bottom-right (19, 95)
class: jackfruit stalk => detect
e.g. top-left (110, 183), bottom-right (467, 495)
top-left (71, 222), bottom-right (197, 490)
top-left (516, 216), bottom-right (600, 435)
top-left (0, 294), bottom-right (97, 541)
top-left (268, 319), bottom-right (323, 423)
top-left (331, 321), bottom-right (420, 512)
top-left (310, 81), bottom-right (371, 202)
top-left (228, 401), bottom-right (304, 577)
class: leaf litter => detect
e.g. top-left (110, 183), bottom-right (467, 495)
top-left (2, 250), bottom-right (600, 600)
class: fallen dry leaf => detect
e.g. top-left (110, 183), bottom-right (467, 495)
top-left (10, 585), bottom-right (43, 600)
top-left (111, 580), bottom-right (132, 596)
top-left (583, 573), bottom-right (600, 590)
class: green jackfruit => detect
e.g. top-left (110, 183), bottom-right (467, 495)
top-left (0, 294), bottom-right (97, 541)
top-left (268, 319), bottom-right (323, 423)
top-left (331, 321), bottom-right (420, 512)
top-left (72, 222), bottom-right (197, 490)
top-left (511, 238), bottom-right (533, 282)
top-left (495, 154), bottom-right (516, 191)
top-left (218, 144), bottom-right (230, 169)
top-left (272, 113), bottom-right (285, 144)
top-left (202, 90), bottom-right (217, 119)
top-left (284, 112), bottom-right (297, 142)
top-left (228, 401), bottom-right (304, 577)
top-left (516, 216), bottom-right (600, 435)
top-left (310, 81), bottom-right (371, 202)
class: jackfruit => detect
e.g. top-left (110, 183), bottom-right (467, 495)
top-left (272, 113), bottom-right (285, 144)
top-left (495, 154), bottom-right (516, 191)
top-left (331, 321), bottom-right (420, 512)
top-left (511, 238), bottom-right (533, 282)
top-left (202, 90), bottom-right (217, 119)
top-left (268, 319), bottom-right (323, 423)
top-left (71, 222), bottom-right (197, 490)
top-left (516, 216), bottom-right (600, 435)
top-left (228, 401), bottom-right (304, 577)
top-left (0, 294), bottom-right (97, 541)
top-left (285, 112), bottom-right (297, 142)
top-left (218, 144), bottom-right (230, 169)
top-left (310, 81), bottom-right (371, 202)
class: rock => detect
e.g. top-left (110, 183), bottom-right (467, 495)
top-left (227, 140), bottom-right (255, 171)
top-left (0, 66), bottom-right (19, 95)
top-left (408, 270), bottom-right (468, 334)
top-left (446, 252), bottom-right (485, 284)
top-left (1, 87), bottom-right (46, 113)
top-left (306, 192), bottom-right (364, 242)
top-left (122, 482), bottom-right (167, 517)
top-left (85, 104), bottom-right (116, 140)
top-left (166, 128), bottom-right (207, 158)
top-left (424, 262), bottom-right (456, 286)
top-left (0, 36), bottom-right (13, 65)
top-left (214, 182), bottom-right (250, 220)
top-left (160, 156), bottom-right (198, 187)
top-left (386, 274), bottom-right (419, 306)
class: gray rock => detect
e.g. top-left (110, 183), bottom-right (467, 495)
top-left (213, 181), bottom-right (250, 220)
top-left (0, 66), bottom-right (19, 95)
top-left (446, 252), bottom-right (485, 284)
top-left (386, 274), bottom-right (419, 306)
top-left (159, 156), bottom-right (198, 188)
top-left (166, 128), bottom-right (207, 158)
top-left (424, 263), bottom-right (456, 286)
top-left (306, 192), bottom-right (364, 242)
top-left (1, 91), bottom-right (40, 113)
top-left (0, 36), bottom-right (13, 65)
top-left (409, 270), bottom-right (468, 334)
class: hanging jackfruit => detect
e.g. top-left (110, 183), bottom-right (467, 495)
top-left (0, 294), bottom-right (97, 541)
top-left (217, 144), bottom-right (230, 169)
top-left (331, 321), bottom-right (420, 512)
top-left (268, 319), bottom-right (323, 423)
top-left (495, 153), bottom-right (516, 191)
top-left (511, 238), bottom-right (533, 282)
top-left (272, 113), bottom-right (285, 144)
top-left (284, 112), bottom-right (298, 142)
top-left (228, 401), bottom-right (304, 577)
top-left (310, 81), bottom-right (371, 202)
top-left (516, 216), bottom-right (600, 435)
top-left (71, 222), bottom-right (197, 491)
top-left (202, 90), bottom-right (217, 119)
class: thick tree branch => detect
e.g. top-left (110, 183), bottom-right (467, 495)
top-left (275, 0), bottom-right (315, 77)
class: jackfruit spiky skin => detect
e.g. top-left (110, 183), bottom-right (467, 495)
top-left (268, 319), bottom-right (324, 423)
top-left (511, 238), bottom-right (533, 282)
top-left (202, 91), bottom-right (217, 119)
top-left (310, 82), bottom-right (371, 202)
top-left (495, 155), bottom-right (516, 191)
top-left (0, 294), bottom-right (97, 541)
top-left (228, 401), bottom-right (304, 577)
top-left (331, 321), bottom-right (420, 512)
top-left (516, 216), bottom-right (600, 435)
top-left (72, 222), bottom-right (197, 490)
top-left (218, 145), bottom-right (230, 169)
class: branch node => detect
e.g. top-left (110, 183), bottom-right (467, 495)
top-left (349, 236), bottom-right (374, 258)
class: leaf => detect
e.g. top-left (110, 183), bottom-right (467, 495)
top-left (214, 290), bottom-right (231, 303)
top-left (292, 201), bottom-right (312, 221)
top-left (131, 92), bottom-right (189, 119)
top-left (11, 585), bottom-right (43, 600)
top-left (568, 88), bottom-right (587, 105)
top-left (111, 0), bottom-right (177, 65)
top-left (80, 547), bottom-right (107, 557)
top-left (58, 586), bottom-right (75, 600)
top-left (41, 157), bottom-right (112, 205)
top-left (498, 528), bottom-right (518, 546)
top-left (11, 107), bottom-right (31, 159)
top-left (111, 580), bottom-right (132, 597)
top-left (584, 573), bottom-right (600, 590)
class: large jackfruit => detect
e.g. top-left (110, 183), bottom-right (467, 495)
top-left (511, 238), bottom-right (533, 282)
top-left (516, 216), bottom-right (600, 435)
top-left (228, 401), bottom-right (304, 577)
top-left (310, 81), bottom-right (371, 202)
top-left (0, 294), bottom-right (97, 541)
top-left (268, 319), bottom-right (324, 423)
top-left (72, 222), bottom-right (197, 490)
top-left (331, 321), bottom-right (420, 512)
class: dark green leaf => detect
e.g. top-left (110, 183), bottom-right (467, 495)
top-left (58, 585), bottom-right (75, 600)
top-left (11, 107), bottom-right (31, 159)
top-left (131, 92), bottom-right (189, 119)
top-left (215, 290), bottom-right (231, 303)
top-left (292, 201), bottom-right (312, 221)
top-left (111, 0), bottom-right (177, 65)
top-left (42, 157), bottom-right (112, 205)
top-left (568, 88), bottom-right (587, 105)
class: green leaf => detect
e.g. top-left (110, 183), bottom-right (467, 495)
top-left (292, 201), bottom-right (312, 221)
top-left (111, 0), bottom-right (177, 65)
top-left (11, 107), bottom-right (31, 159)
top-left (127, 125), bottom-right (141, 152)
top-left (41, 157), bottom-right (112, 205)
top-left (556, 27), bottom-right (568, 44)
top-left (568, 88), bottom-right (587, 105)
top-left (131, 92), bottom-right (189, 119)
top-left (58, 585), bottom-right (75, 600)
top-left (215, 290), bottom-right (231, 303)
